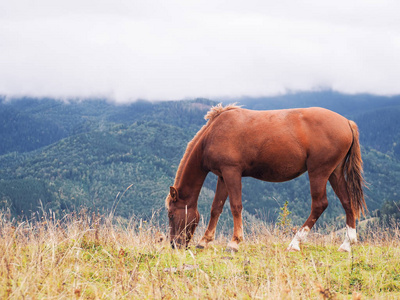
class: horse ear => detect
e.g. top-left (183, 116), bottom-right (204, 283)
top-left (170, 186), bottom-right (178, 202)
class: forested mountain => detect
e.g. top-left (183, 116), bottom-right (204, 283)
top-left (0, 92), bottom-right (399, 227)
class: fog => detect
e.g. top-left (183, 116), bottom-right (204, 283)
top-left (1, 1), bottom-right (400, 102)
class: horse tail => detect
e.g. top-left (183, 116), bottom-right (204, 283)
top-left (344, 120), bottom-right (367, 219)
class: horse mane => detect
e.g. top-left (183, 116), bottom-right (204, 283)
top-left (204, 103), bottom-right (241, 122)
top-left (166, 103), bottom-right (241, 208)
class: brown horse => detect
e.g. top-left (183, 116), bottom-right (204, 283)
top-left (165, 104), bottom-right (366, 252)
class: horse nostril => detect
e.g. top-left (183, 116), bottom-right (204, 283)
top-left (170, 241), bottom-right (175, 249)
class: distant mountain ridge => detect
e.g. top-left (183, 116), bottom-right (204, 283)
top-left (0, 92), bottom-right (399, 226)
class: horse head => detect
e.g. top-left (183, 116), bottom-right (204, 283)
top-left (166, 186), bottom-right (200, 249)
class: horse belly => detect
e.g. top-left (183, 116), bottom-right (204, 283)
top-left (243, 153), bottom-right (307, 182)
top-left (245, 162), bottom-right (307, 182)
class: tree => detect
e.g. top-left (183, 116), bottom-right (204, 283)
top-left (379, 200), bottom-right (400, 225)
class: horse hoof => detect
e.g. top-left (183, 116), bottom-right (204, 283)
top-left (226, 241), bottom-right (239, 253)
top-left (286, 246), bottom-right (300, 252)
top-left (338, 246), bottom-right (351, 252)
top-left (196, 244), bottom-right (205, 249)
top-left (225, 247), bottom-right (238, 253)
top-left (286, 242), bottom-right (300, 252)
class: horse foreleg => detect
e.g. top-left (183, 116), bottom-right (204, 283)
top-left (287, 175), bottom-right (329, 251)
top-left (222, 168), bottom-right (243, 252)
top-left (197, 176), bottom-right (228, 249)
top-left (329, 170), bottom-right (357, 252)
top-left (287, 226), bottom-right (311, 252)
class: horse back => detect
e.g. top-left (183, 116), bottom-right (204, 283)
top-left (201, 107), bottom-right (353, 182)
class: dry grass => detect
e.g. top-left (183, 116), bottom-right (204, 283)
top-left (1, 210), bottom-right (400, 299)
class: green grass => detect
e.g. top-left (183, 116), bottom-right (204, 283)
top-left (0, 210), bottom-right (399, 299)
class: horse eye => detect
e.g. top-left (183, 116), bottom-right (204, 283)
top-left (168, 214), bottom-right (174, 220)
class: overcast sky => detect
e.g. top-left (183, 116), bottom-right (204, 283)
top-left (1, 1), bottom-right (399, 102)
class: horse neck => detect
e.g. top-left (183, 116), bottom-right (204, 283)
top-left (175, 145), bottom-right (208, 208)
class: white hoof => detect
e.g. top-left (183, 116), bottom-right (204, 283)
top-left (287, 226), bottom-right (310, 252)
top-left (226, 241), bottom-right (239, 252)
top-left (338, 225), bottom-right (357, 252)
top-left (338, 244), bottom-right (351, 252)
top-left (286, 243), bottom-right (300, 252)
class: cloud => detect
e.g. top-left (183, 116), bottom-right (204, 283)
top-left (1, 0), bottom-right (400, 102)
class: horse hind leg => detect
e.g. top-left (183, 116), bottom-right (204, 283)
top-left (287, 174), bottom-right (329, 251)
top-left (329, 168), bottom-right (357, 252)
top-left (197, 176), bottom-right (228, 249)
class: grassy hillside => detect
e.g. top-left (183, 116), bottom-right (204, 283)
top-left (0, 210), bottom-right (399, 299)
